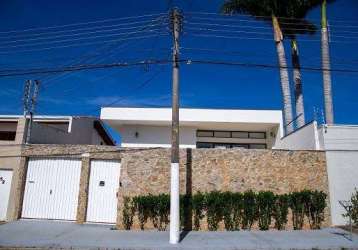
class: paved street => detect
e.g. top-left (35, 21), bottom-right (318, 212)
top-left (0, 220), bottom-right (357, 250)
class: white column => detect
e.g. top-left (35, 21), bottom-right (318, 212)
top-left (169, 162), bottom-right (180, 244)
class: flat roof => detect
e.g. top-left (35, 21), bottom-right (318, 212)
top-left (101, 107), bottom-right (283, 131)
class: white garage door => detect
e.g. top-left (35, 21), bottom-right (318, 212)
top-left (86, 160), bottom-right (120, 223)
top-left (22, 158), bottom-right (81, 220)
top-left (0, 170), bottom-right (13, 221)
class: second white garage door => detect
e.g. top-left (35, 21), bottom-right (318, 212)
top-left (86, 160), bottom-right (120, 223)
top-left (22, 158), bottom-right (81, 220)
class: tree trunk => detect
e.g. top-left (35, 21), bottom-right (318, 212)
top-left (291, 39), bottom-right (305, 128)
top-left (321, 0), bottom-right (334, 124)
top-left (272, 15), bottom-right (294, 134)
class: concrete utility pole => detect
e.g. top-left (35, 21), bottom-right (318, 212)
top-left (23, 80), bottom-right (40, 144)
top-left (169, 8), bottom-right (181, 245)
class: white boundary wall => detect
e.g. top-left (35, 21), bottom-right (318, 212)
top-left (275, 121), bottom-right (320, 150)
top-left (276, 123), bottom-right (358, 225)
top-left (320, 125), bottom-right (358, 225)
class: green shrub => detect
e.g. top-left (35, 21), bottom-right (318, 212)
top-left (155, 194), bottom-right (170, 231)
top-left (180, 194), bottom-right (191, 229)
top-left (257, 191), bottom-right (275, 230)
top-left (232, 192), bottom-right (243, 230)
top-left (132, 195), bottom-right (150, 230)
top-left (272, 194), bottom-right (289, 230)
top-left (205, 191), bottom-right (224, 231)
top-left (344, 188), bottom-right (358, 227)
top-left (126, 190), bottom-right (327, 231)
top-left (290, 191), bottom-right (307, 230)
top-left (306, 191), bottom-right (327, 229)
top-left (222, 191), bottom-right (235, 231)
top-left (122, 196), bottom-right (135, 230)
top-left (242, 190), bottom-right (257, 230)
top-left (192, 192), bottom-right (205, 230)
top-left (144, 194), bottom-right (158, 229)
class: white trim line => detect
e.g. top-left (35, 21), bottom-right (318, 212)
top-left (169, 162), bottom-right (180, 244)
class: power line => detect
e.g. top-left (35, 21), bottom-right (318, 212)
top-left (186, 27), bottom-right (272, 36)
top-left (0, 59), bottom-right (172, 77)
top-left (86, 67), bottom-right (166, 114)
top-left (40, 15), bottom-right (169, 89)
top-left (187, 15), bottom-right (358, 30)
top-left (2, 57), bottom-right (358, 78)
top-left (186, 33), bottom-right (358, 44)
top-left (181, 47), bottom-right (358, 68)
top-left (0, 21), bottom-right (167, 45)
top-left (0, 12), bottom-right (167, 35)
top-left (184, 59), bottom-right (358, 74)
top-left (186, 20), bottom-right (358, 35)
top-left (186, 33), bottom-right (317, 42)
top-left (186, 11), bottom-right (358, 25)
top-left (0, 33), bottom-right (167, 54)
top-left (0, 28), bottom-right (165, 50)
top-left (186, 26), bottom-right (358, 40)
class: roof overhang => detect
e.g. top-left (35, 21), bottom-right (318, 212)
top-left (101, 107), bottom-right (283, 132)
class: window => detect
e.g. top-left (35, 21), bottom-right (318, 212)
top-left (249, 132), bottom-right (266, 139)
top-left (196, 142), bottom-right (214, 148)
top-left (249, 144), bottom-right (267, 149)
top-left (214, 131), bottom-right (231, 138)
top-left (197, 130), bottom-right (266, 139)
top-left (0, 131), bottom-right (16, 141)
top-left (232, 131), bottom-right (249, 138)
top-left (214, 144), bottom-right (230, 149)
top-left (197, 131), bottom-right (214, 137)
top-left (197, 142), bottom-right (266, 149)
top-left (232, 144), bottom-right (249, 149)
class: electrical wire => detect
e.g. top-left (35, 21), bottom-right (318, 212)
top-left (0, 33), bottom-right (167, 54)
top-left (40, 15), bottom-right (169, 88)
top-left (2, 57), bottom-right (358, 78)
top-left (186, 27), bottom-right (273, 36)
top-left (0, 59), bottom-right (171, 77)
top-left (186, 33), bottom-right (358, 44)
top-left (0, 28), bottom-right (165, 49)
top-left (0, 21), bottom-right (167, 45)
top-left (0, 12), bottom-right (168, 35)
top-left (186, 20), bottom-right (358, 36)
top-left (186, 11), bottom-right (358, 25)
top-left (185, 25), bottom-right (358, 40)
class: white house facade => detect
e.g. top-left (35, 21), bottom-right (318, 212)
top-left (100, 107), bottom-right (284, 149)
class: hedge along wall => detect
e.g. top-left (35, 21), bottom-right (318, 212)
top-left (117, 148), bottom-right (330, 230)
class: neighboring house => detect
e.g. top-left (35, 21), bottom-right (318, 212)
top-left (100, 107), bottom-right (284, 149)
top-left (0, 115), bottom-right (114, 146)
top-left (276, 121), bottom-right (358, 226)
top-left (0, 115), bottom-right (114, 222)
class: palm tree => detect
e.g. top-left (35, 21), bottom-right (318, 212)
top-left (321, 0), bottom-right (334, 124)
top-left (222, 0), bottom-right (295, 134)
top-left (282, 0), bottom-right (335, 127)
top-left (279, 1), bottom-right (320, 128)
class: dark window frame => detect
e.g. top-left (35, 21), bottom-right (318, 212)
top-left (197, 130), bottom-right (266, 139)
top-left (196, 130), bottom-right (214, 137)
top-left (196, 142), bottom-right (267, 149)
top-left (0, 131), bottom-right (16, 141)
top-left (248, 143), bottom-right (267, 149)
top-left (248, 132), bottom-right (266, 139)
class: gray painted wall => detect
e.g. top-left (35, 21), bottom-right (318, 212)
top-left (30, 118), bottom-right (107, 145)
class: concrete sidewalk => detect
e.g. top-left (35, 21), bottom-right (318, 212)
top-left (0, 220), bottom-right (357, 250)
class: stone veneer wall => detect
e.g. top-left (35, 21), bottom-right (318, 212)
top-left (118, 148), bottom-right (330, 230)
top-left (17, 145), bottom-right (330, 230)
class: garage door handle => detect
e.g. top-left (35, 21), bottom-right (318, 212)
top-left (50, 189), bottom-right (52, 195)
top-left (116, 191), bottom-right (118, 198)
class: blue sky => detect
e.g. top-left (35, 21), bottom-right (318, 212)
top-left (0, 0), bottom-right (358, 131)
